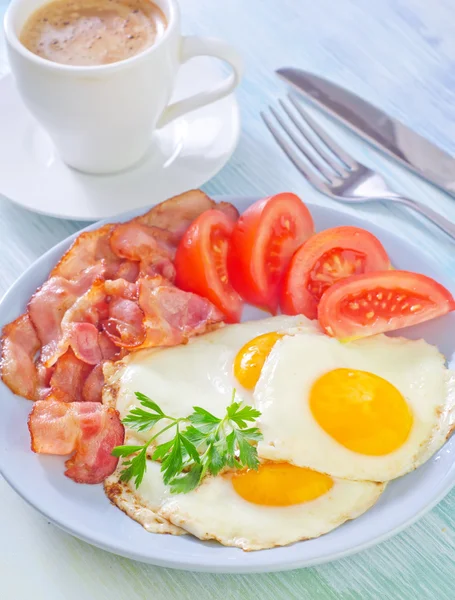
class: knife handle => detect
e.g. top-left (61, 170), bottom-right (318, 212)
top-left (387, 195), bottom-right (455, 241)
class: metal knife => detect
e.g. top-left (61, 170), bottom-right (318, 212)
top-left (277, 67), bottom-right (455, 195)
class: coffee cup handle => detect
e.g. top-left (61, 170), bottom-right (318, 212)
top-left (157, 36), bottom-right (243, 128)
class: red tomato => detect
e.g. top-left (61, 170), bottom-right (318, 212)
top-left (281, 226), bottom-right (391, 319)
top-left (228, 193), bottom-right (314, 313)
top-left (174, 210), bottom-right (243, 323)
top-left (318, 270), bottom-right (455, 340)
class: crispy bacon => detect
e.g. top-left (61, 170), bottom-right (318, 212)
top-left (28, 265), bottom-right (105, 347)
top-left (47, 350), bottom-right (93, 403)
top-left (36, 360), bottom-right (54, 398)
top-left (51, 225), bottom-right (116, 280)
top-left (137, 276), bottom-right (224, 347)
top-left (217, 201), bottom-right (241, 223)
top-left (103, 298), bottom-right (146, 348)
top-left (102, 276), bottom-right (224, 349)
top-left (28, 400), bottom-right (124, 483)
top-left (41, 281), bottom-right (108, 367)
top-left (139, 255), bottom-right (176, 282)
top-left (110, 222), bottom-right (177, 283)
top-left (104, 278), bottom-right (138, 300)
top-left (110, 222), bottom-right (176, 262)
top-left (1, 314), bottom-right (40, 400)
top-left (102, 279), bottom-right (144, 348)
top-left (82, 363), bottom-right (105, 403)
top-left (50, 224), bottom-right (140, 282)
top-left (115, 259), bottom-right (140, 283)
top-left (1, 191), bottom-right (237, 484)
top-left (98, 331), bottom-right (121, 360)
top-left (135, 190), bottom-right (238, 240)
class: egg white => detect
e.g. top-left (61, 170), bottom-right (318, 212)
top-left (104, 466), bottom-right (185, 536)
top-left (103, 314), bottom-right (318, 447)
top-left (106, 460), bottom-right (385, 550)
top-left (255, 332), bottom-right (455, 481)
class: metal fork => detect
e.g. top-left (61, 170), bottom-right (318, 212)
top-left (261, 94), bottom-right (455, 240)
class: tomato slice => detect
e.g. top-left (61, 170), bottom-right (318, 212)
top-left (174, 209), bottom-right (243, 323)
top-left (318, 270), bottom-right (455, 339)
top-left (281, 226), bottom-right (391, 319)
top-left (228, 193), bottom-right (314, 313)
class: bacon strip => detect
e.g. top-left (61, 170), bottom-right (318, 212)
top-left (101, 276), bottom-right (224, 349)
top-left (1, 314), bottom-right (40, 400)
top-left (50, 224), bottom-right (139, 283)
top-left (46, 350), bottom-right (93, 403)
top-left (98, 330), bottom-right (121, 360)
top-left (103, 297), bottom-right (146, 348)
top-left (110, 222), bottom-right (176, 262)
top-left (1, 191), bottom-right (238, 484)
top-left (110, 223), bottom-right (177, 283)
top-left (41, 281), bottom-right (108, 367)
top-left (51, 225), bottom-right (114, 280)
top-left (138, 276), bottom-right (224, 347)
top-left (135, 190), bottom-right (239, 239)
top-left (102, 279), bottom-right (145, 348)
top-left (28, 400), bottom-right (124, 484)
top-left (28, 265), bottom-right (104, 347)
top-left (82, 363), bottom-right (106, 403)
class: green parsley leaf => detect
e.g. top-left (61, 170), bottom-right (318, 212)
top-left (189, 406), bottom-right (221, 427)
top-left (134, 392), bottom-right (165, 415)
top-left (180, 433), bottom-right (201, 465)
top-left (227, 404), bottom-right (262, 428)
top-left (168, 464), bottom-right (203, 494)
top-left (224, 430), bottom-right (238, 468)
top-left (119, 447), bottom-right (148, 488)
top-left (204, 436), bottom-right (226, 476)
top-left (183, 425), bottom-right (209, 447)
top-left (113, 390), bottom-right (263, 494)
top-left (151, 439), bottom-right (175, 461)
top-left (111, 444), bottom-right (144, 458)
top-left (161, 429), bottom-right (183, 484)
top-left (122, 408), bottom-right (166, 431)
top-left (237, 426), bottom-right (263, 442)
top-left (233, 429), bottom-right (261, 470)
top-left (226, 401), bottom-right (242, 418)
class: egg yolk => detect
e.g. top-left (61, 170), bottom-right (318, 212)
top-left (233, 332), bottom-right (283, 389)
top-left (231, 463), bottom-right (333, 506)
top-left (310, 368), bottom-right (413, 456)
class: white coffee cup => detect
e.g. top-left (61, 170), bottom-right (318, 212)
top-left (4, 0), bottom-right (243, 174)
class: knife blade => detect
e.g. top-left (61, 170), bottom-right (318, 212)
top-left (276, 67), bottom-right (455, 195)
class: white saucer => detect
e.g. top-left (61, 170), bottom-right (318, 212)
top-left (0, 59), bottom-right (240, 221)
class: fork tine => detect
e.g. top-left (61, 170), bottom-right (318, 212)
top-left (268, 105), bottom-right (336, 183)
top-left (288, 93), bottom-right (358, 170)
top-left (261, 111), bottom-right (328, 192)
top-left (278, 99), bottom-right (346, 177)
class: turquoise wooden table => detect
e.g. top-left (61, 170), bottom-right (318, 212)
top-left (1, 0), bottom-right (455, 598)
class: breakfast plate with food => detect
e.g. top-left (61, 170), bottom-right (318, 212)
top-left (0, 190), bottom-right (454, 573)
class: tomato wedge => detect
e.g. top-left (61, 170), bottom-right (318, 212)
top-left (228, 193), bottom-right (314, 313)
top-left (318, 270), bottom-right (455, 339)
top-left (281, 226), bottom-right (391, 319)
top-left (174, 209), bottom-right (243, 323)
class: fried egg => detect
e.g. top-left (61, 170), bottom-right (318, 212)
top-left (253, 332), bottom-right (455, 481)
top-left (103, 314), bottom-right (317, 448)
top-left (104, 314), bottom-right (453, 545)
top-left (105, 460), bottom-right (385, 550)
top-left (103, 314), bottom-right (319, 536)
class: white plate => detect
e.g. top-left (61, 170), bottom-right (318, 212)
top-left (1, 197), bottom-right (454, 573)
top-left (0, 61), bottom-right (240, 221)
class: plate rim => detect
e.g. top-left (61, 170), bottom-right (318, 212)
top-left (1, 196), bottom-right (454, 573)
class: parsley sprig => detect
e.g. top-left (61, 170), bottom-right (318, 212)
top-left (112, 390), bottom-right (262, 494)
